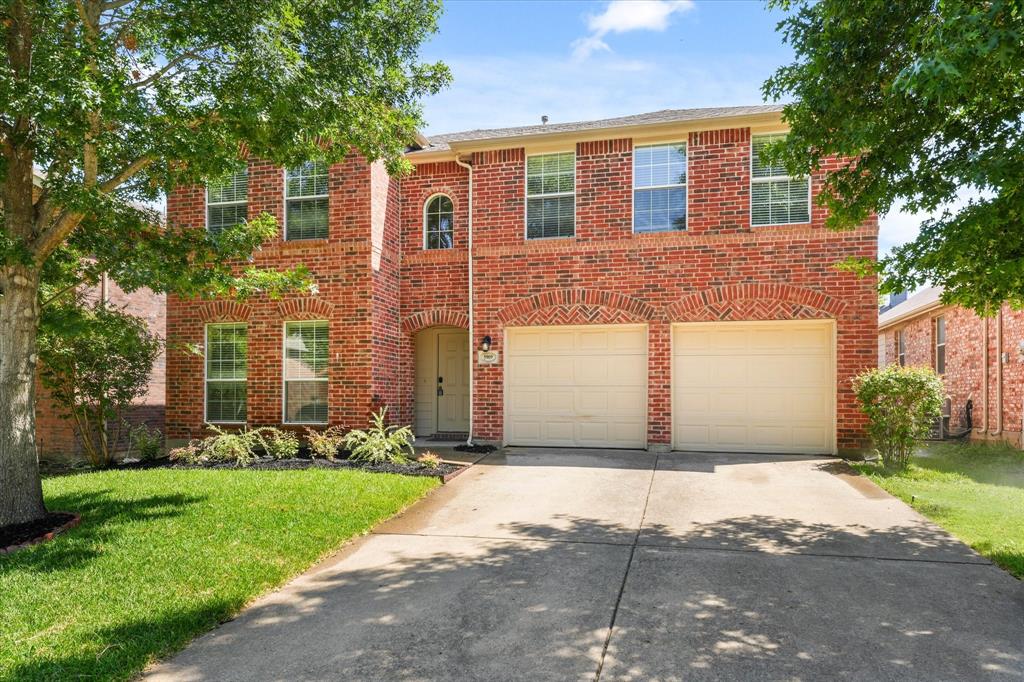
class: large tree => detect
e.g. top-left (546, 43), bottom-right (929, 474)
top-left (764, 0), bottom-right (1024, 313)
top-left (0, 0), bottom-right (448, 526)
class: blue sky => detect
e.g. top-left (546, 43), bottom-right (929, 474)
top-left (417, 0), bottom-right (923, 256)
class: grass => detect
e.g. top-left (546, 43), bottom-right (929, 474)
top-left (0, 468), bottom-right (438, 681)
top-left (853, 442), bottom-right (1024, 579)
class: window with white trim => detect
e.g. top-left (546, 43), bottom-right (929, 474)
top-left (205, 323), bottom-right (247, 423)
top-left (634, 143), bottom-right (686, 232)
top-left (897, 330), bottom-right (906, 367)
top-left (526, 152), bottom-right (575, 239)
top-left (424, 194), bottom-right (454, 249)
top-left (751, 134), bottom-right (810, 226)
top-left (283, 320), bottom-right (328, 424)
top-left (207, 168), bottom-right (248, 234)
top-left (935, 316), bottom-right (946, 374)
top-left (285, 161), bottom-right (329, 240)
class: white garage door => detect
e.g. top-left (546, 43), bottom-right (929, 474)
top-left (672, 321), bottom-right (835, 454)
top-left (505, 325), bottom-right (647, 448)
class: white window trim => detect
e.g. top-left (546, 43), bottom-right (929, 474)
top-left (897, 330), bottom-right (906, 367)
top-left (283, 164), bottom-right (330, 241)
top-left (749, 134), bottom-right (812, 228)
top-left (204, 322), bottom-right (247, 425)
top-left (205, 169), bottom-right (248, 233)
top-left (632, 141), bottom-right (688, 234)
top-left (524, 151), bottom-right (577, 240)
top-left (422, 192), bottom-right (455, 250)
top-left (282, 320), bottom-right (330, 425)
top-left (935, 316), bottom-right (946, 374)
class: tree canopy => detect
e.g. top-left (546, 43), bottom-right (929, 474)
top-left (764, 0), bottom-right (1024, 313)
top-left (0, 0), bottom-right (449, 526)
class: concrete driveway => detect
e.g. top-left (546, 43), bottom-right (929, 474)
top-left (147, 449), bottom-right (1024, 681)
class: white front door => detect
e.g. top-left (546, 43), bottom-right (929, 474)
top-left (672, 320), bottom-right (835, 454)
top-left (505, 325), bottom-right (648, 448)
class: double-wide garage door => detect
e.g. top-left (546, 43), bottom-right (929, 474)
top-left (505, 325), bottom-right (648, 448)
top-left (504, 320), bottom-right (834, 454)
top-left (672, 321), bottom-right (834, 454)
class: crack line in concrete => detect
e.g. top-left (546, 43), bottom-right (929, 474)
top-left (593, 453), bottom-right (660, 682)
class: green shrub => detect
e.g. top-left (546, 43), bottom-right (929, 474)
top-left (305, 426), bottom-right (346, 460)
top-left (344, 408), bottom-right (415, 465)
top-left (127, 423), bottom-right (164, 461)
top-left (852, 365), bottom-right (945, 469)
top-left (264, 428), bottom-right (300, 459)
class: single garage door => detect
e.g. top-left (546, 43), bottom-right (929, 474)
top-left (505, 325), bottom-right (647, 448)
top-left (672, 320), bottom-right (835, 454)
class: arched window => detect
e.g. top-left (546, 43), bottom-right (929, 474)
top-left (423, 194), bottom-right (454, 249)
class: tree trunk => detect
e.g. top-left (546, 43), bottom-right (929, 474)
top-left (0, 265), bottom-right (48, 526)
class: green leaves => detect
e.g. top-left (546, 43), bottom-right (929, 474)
top-left (765, 0), bottom-right (1024, 311)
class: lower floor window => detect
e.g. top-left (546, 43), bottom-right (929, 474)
top-left (284, 320), bottom-right (329, 423)
top-left (205, 323), bottom-right (248, 423)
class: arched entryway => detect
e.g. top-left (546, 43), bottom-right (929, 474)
top-left (414, 326), bottom-right (470, 437)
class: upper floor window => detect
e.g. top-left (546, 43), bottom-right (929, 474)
top-left (283, 320), bottom-right (329, 424)
top-left (205, 323), bottom-right (247, 423)
top-left (935, 316), bottom-right (946, 374)
top-left (526, 152), bottom-right (575, 239)
top-left (634, 142), bottom-right (687, 233)
top-left (897, 330), bottom-right (906, 367)
top-left (751, 134), bottom-right (810, 226)
top-left (207, 168), bottom-right (248, 234)
top-left (424, 194), bottom-right (454, 249)
top-left (285, 161), bottom-right (329, 240)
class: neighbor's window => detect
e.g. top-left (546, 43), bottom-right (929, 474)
top-left (285, 160), bottom-right (329, 240)
top-left (935, 316), bottom-right (946, 374)
top-left (424, 194), bottom-right (454, 249)
top-left (751, 134), bottom-right (810, 226)
top-left (634, 143), bottom-right (687, 232)
top-left (205, 323), bottom-right (247, 423)
top-left (897, 330), bottom-right (906, 367)
top-left (526, 152), bottom-right (575, 239)
top-left (283, 320), bottom-right (328, 424)
top-left (207, 168), bottom-right (248, 234)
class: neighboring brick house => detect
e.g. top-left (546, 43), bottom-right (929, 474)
top-left (879, 287), bottom-right (1024, 447)
top-left (165, 105), bottom-right (878, 456)
top-left (36, 277), bottom-right (167, 462)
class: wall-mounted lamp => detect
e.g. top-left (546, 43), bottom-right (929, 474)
top-left (480, 335), bottom-right (492, 352)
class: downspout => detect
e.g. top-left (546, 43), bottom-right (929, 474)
top-left (996, 307), bottom-right (1004, 436)
top-left (454, 155), bottom-right (474, 446)
top-left (983, 317), bottom-right (989, 434)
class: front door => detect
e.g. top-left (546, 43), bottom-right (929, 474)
top-left (437, 331), bottom-right (470, 432)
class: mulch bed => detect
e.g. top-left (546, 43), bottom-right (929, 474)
top-left (170, 455), bottom-right (464, 478)
top-left (0, 512), bottom-right (80, 554)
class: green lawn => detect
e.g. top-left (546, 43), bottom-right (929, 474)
top-left (853, 442), bottom-right (1024, 579)
top-left (0, 468), bottom-right (438, 681)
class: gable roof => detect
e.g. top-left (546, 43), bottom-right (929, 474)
top-left (410, 104), bottom-right (785, 155)
top-left (878, 286), bottom-right (945, 330)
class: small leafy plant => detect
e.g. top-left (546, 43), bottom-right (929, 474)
top-left (127, 423), bottom-right (164, 461)
top-left (852, 365), bottom-right (945, 470)
top-left (344, 408), bottom-right (415, 465)
top-left (417, 451), bottom-right (442, 469)
top-left (305, 426), bottom-right (346, 461)
top-left (264, 429), bottom-right (300, 459)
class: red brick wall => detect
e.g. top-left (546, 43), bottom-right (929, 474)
top-left (166, 126), bottom-right (879, 454)
top-left (882, 305), bottom-right (1024, 445)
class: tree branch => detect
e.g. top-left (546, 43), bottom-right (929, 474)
top-left (130, 51), bottom-right (201, 89)
top-left (99, 156), bottom-right (153, 193)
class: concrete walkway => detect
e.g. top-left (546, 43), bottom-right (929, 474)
top-left (147, 450), bottom-right (1024, 681)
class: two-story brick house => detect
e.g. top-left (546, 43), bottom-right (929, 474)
top-left (165, 105), bottom-right (878, 456)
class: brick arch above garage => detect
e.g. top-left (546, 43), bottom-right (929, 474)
top-left (667, 283), bottom-right (847, 322)
top-left (497, 288), bottom-right (662, 327)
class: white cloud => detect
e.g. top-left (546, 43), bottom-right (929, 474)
top-left (572, 0), bottom-right (695, 61)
